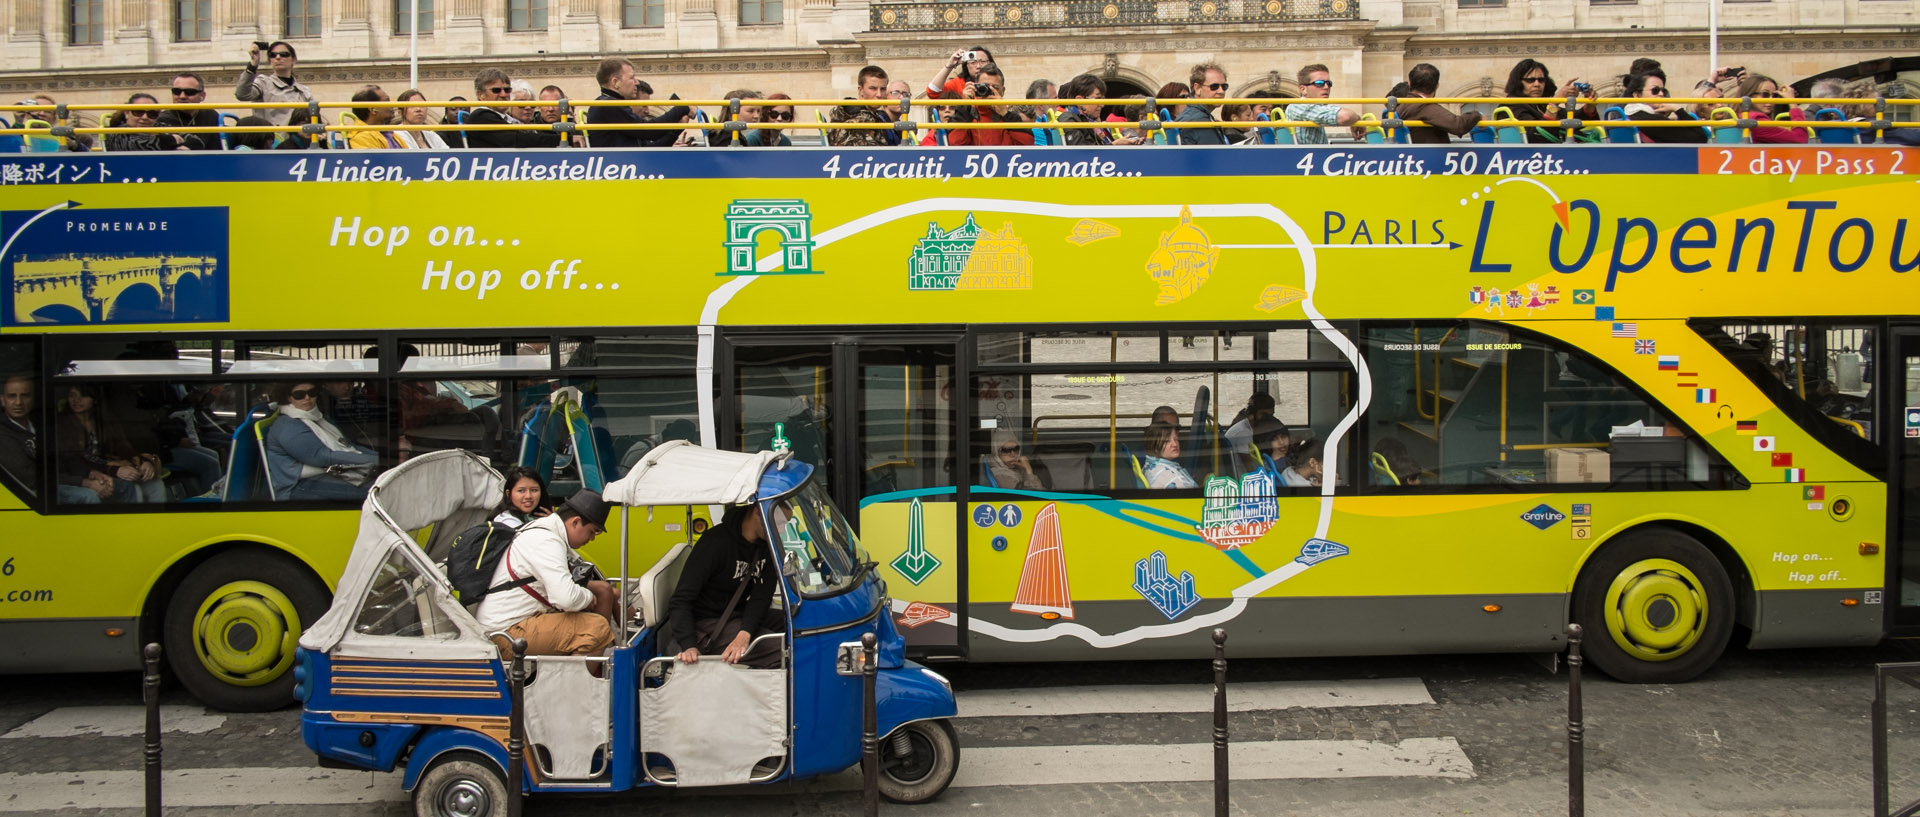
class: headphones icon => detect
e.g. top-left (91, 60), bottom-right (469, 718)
top-left (1715, 405), bottom-right (1734, 419)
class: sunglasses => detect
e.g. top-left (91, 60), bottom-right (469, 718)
top-left (1650, 87), bottom-right (1669, 96)
top-left (1204, 83), bottom-right (1229, 91)
top-left (1307, 79), bottom-right (1333, 88)
top-left (1523, 76), bottom-right (1546, 84)
top-left (1755, 91), bottom-right (1780, 98)
top-left (999, 445), bottom-right (1020, 454)
top-left (288, 388), bottom-right (320, 400)
top-left (269, 51), bottom-right (293, 58)
top-left (127, 109), bottom-right (157, 117)
top-left (766, 111), bottom-right (793, 121)
top-left (170, 87), bottom-right (203, 96)
top-left (485, 86), bottom-right (511, 95)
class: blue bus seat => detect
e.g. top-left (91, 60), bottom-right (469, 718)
top-left (979, 454), bottom-right (999, 488)
top-left (218, 113), bottom-right (241, 150)
top-left (1814, 108), bottom-right (1857, 144)
top-left (1490, 106), bottom-right (1526, 144)
top-left (222, 404), bottom-right (277, 502)
top-left (1602, 107), bottom-right (1638, 143)
top-left (1469, 125), bottom-right (1495, 143)
top-left (516, 400), bottom-right (556, 479)
top-left (1708, 107), bottom-right (1746, 144)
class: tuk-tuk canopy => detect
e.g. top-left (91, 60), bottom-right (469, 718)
top-left (298, 449), bottom-right (502, 660)
top-left (602, 440), bottom-right (788, 507)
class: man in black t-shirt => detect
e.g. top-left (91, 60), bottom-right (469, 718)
top-left (668, 502), bottom-right (782, 668)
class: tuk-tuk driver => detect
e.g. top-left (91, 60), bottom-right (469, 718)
top-left (669, 502), bottom-right (782, 668)
top-left (476, 489), bottom-right (618, 656)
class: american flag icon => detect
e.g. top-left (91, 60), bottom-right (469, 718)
top-left (1611, 322), bottom-right (1637, 338)
top-left (1633, 339), bottom-right (1656, 355)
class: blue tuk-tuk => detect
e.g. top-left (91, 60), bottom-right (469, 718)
top-left (295, 444), bottom-right (960, 815)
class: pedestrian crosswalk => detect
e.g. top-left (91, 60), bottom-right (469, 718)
top-left (0, 676), bottom-right (1471, 811)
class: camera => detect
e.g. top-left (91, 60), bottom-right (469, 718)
top-left (1573, 82), bottom-right (1591, 92)
top-left (963, 50), bottom-right (983, 62)
top-left (973, 82), bottom-right (995, 97)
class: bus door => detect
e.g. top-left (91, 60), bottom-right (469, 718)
top-left (724, 336), bottom-right (965, 655)
top-left (1892, 330), bottom-right (1920, 630)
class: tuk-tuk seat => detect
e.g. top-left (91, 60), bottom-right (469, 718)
top-left (638, 542), bottom-right (691, 630)
top-left (522, 655), bottom-right (612, 780)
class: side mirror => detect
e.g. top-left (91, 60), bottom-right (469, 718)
top-left (835, 641), bottom-right (865, 676)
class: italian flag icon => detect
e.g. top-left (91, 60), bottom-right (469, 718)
top-left (1784, 468), bottom-right (1805, 483)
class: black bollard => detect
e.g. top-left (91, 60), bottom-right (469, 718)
top-left (1213, 628), bottom-right (1228, 817)
top-left (507, 638), bottom-right (528, 817)
top-left (1566, 623), bottom-right (1584, 817)
top-left (142, 643), bottom-right (163, 817)
top-left (861, 631), bottom-right (879, 817)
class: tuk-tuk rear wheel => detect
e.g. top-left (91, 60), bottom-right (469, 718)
top-left (877, 719), bottom-right (959, 804)
top-left (415, 753), bottom-right (509, 817)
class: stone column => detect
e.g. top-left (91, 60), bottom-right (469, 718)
top-left (444, 0), bottom-right (489, 61)
top-left (678, 0), bottom-right (720, 51)
top-left (335, 0), bottom-right (377, 58)
top-left (6, 0), bottom-right (52, 70)
top-left (558, 0), bottom-right (602, 54)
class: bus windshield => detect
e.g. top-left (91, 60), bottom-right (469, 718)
top-left (768, 481), bottom-right (869, 597)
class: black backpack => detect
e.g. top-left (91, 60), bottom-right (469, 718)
top-left (445, 521), bottom-right (533, 604)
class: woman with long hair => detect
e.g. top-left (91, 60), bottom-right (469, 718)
top-left (393, 89), bottom-right (451, 149)
top-left (1502, 58), bottom-right (1594, 144)
top-left (55, 384), bottom-right (167, 503)
top-left (1736, 73), bottom-right (1807, 144)
top-left (106, 93), bottom-right (183, 151)
top-left (264, 381), bottom-right (378, 501)
top-left (1140, 421), bottom-right (1196, 490)
top-left (925, 45), bottom-right (998, 98)
top-left (492, 465), bottom-right (549, 526)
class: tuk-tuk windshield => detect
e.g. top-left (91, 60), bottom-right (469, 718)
top-left (768, 481), bottom-right (869, 597)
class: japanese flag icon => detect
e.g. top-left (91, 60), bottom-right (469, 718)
top-left (1753, 436), bottom-right (1776, 452)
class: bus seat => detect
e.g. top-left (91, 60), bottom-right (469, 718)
top-left (639, 542), bottom-right (691, 631)
top-left (19, 118), bottom-right (61, 153)
top-left (218, 113), bottom-right (240, 150)
top-left (979, 454), bottom-right (999, 488)
top-left (1185, 386), bottom-right (1211, 474)
top-left (1034, 444), bottom-right (1094, 491)
top-left (1490, 106), bottom-right (1526, 144)
top-left (1253, 113), bottom-right (1276, 145)
top-left (1708, 107), bottom-right (1746, 144)
top-left (1117, 443), bottom-right (1149, 489)
top-left (222, 404), bottom-right (277, 502)
top-left (1370, 451), bottom-right (1401, 486)
top-left (1357, 113), bottom-right (1385, 144)
top-left (1602, 107), bottom-right (1637, 144)
top-left (516, 401), bottom-right (556, 478)
top-left (1469, 125), bottom-right (1495, 143)
top-left (1814, 108), bottom-right (1857, 144)
top-left (1270, 111), bottom-right (1294, 145)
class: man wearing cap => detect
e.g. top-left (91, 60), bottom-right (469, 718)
top-left (476, 489), bottom-right (618, 656)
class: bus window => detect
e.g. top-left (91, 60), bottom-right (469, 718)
top-left (566, 374), bottom-right (699, 484)
top-left (227, 339), bottom-right (377, 375)
top-left (1364, 321), bottom-right (1738, 489)
top-left (561, 335), bottom-right (697, 370)
top-left (976, 330), bottom-right (1159, 366)
top-left (56, 338), bottom-right (212, 377)
top-left (46, 379), bottom-right (237, 503)
top-left (0, 340), bottom-right (40, 502)
top-left (1701, 322), bottom-right (1878, 443)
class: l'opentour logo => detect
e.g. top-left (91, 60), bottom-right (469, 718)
top-left (1520, 503), bottom-right (1566, 531)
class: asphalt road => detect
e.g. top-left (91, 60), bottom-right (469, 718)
top-left (5, 637), bottom-right (1920, 817)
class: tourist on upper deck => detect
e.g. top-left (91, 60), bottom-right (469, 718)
top-left (1175, 62), bottom-right (1229, 145)
top-left (1140, 422), bottom-right (1196, 490)
top-left (926, 46), bottom-right (999, 99)
top-left (1155, 82), bottom-right (1191, 124)
top-left (236, 41), bottom-right (318, 129)
top-left (920, 90), bottom-right (963, 146)
top-left (228, 116), bottom-right (272, 150)
top-left (442, 97), bottom-right (469, 148)
top-left (1286, 64), bottom-right (1360, 145)
top-left (948, 63), bottom-right (1032, 147)
top-left (1625, 69), bottom-right (1709, 144)
top-left (1023, 78), bottom-right (1060, 125)
top-left (536, 85), bottom-right (584, 148)
top-left (466, 69), bottom-right (561, 149)
top-left (829, 65), bottom-right (899, 147)
top-left (392, 89), bottom-right (449, 149)
top-left (1399, 63), bottom-right (1482, 144)
top-left (106, 93), bottom-right (184, 152)
top-left (731, 89), bottom-right (791, 147)
top-left (507, 83), bottom-right (537, 128)
top-left (1057, 74), bottom-right (1124, 146)
top-left (21, 94), bottom-right (92, 151)
top-left (1501, 59), bottom-right (1595, 144)
top-left (1739, 74), bottom-right (1807, 144)
top-left (157, 72), bottom-right (221, 151)
top-left (586, 58), bottom-right (664, 149)
top-left (347, 86), bottom-right (402, 150)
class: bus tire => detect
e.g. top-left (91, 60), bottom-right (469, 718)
top-left (414, 752), bottom-right (508, 817)
top-left (1572, 528), bottom-right (1734, 684)
top-left (162, 550), bottom-right (328, 712)
top-left (877, 719), bottom-right (960, 804)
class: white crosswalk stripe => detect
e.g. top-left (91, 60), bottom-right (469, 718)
top-left (0, 678), bottom-right (1469, 811)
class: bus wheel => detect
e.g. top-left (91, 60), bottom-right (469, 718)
top-left (1573, 528), bottom-right (1734, 684)
top-left (414, 753), bottom-right (508, 817)
top-left (877, 719), bottom-right (960, 804)
top-left (162, 551), bottom-right (328, 712)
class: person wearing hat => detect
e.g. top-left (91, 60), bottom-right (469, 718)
top-left (475, 489), bottom-right (618, 656)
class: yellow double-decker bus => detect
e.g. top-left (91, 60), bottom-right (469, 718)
top-left (1, 136), bottom-right (1914, 708)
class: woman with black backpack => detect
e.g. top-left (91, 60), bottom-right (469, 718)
top-left (492, 465), bottom-right (549, 527)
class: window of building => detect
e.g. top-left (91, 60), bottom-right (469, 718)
top-left (1456, 0), bottom-right (1504, 7)
top-left (739, 0), bottom-right (780, 25)
top-left (285, 0), bottom-right (323, 37)
top-left (1589, 0), bottom-right (1635, 5)
top-left (622, 0), bottom-right (663, 27)
top-left (69, 0), bottom-right (104, 45)
top-left (1363, 321), bottom-right (1739, 489)
top-left (175, 0), bottom-right (212, 41)
top-left (393, 0), bottom-right (432, 34)
top-left (508, 0), bottom-right (547, 30)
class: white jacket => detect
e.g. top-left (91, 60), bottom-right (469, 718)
top-left (475, 514), bottom-right (596, 632)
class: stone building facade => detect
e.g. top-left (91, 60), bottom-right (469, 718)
top-left (2, 0), bottom-right (1915, 114)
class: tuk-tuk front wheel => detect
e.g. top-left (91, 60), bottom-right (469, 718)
top-left (415, 753), bottom-right (509, 817)
top-left (877, 719), bottom-right (959, 804)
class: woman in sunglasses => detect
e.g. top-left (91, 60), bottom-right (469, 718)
top-left (265, 381), bottom-right (378, 501)
top-left (1736, 73), bottom-right (1807, 144)
top-left (105, 93), bottom-right (184, 151)
top-left (1501, 59), bottom-right (1595, 143)
top-left (1625, 68), bottom-right (1709, 144)
top-left (236, 40), bottom-right (318, 129)
top-left (987, 428), bottom-right (1046, 490)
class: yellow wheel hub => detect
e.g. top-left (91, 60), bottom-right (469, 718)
top-left (1602, 558), bottom-right (1709, 662)
top-left (190, 581), bottom-right (301, 686)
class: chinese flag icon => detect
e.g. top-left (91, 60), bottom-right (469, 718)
top-left (1771, 452), bottom-right (1794, 468)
